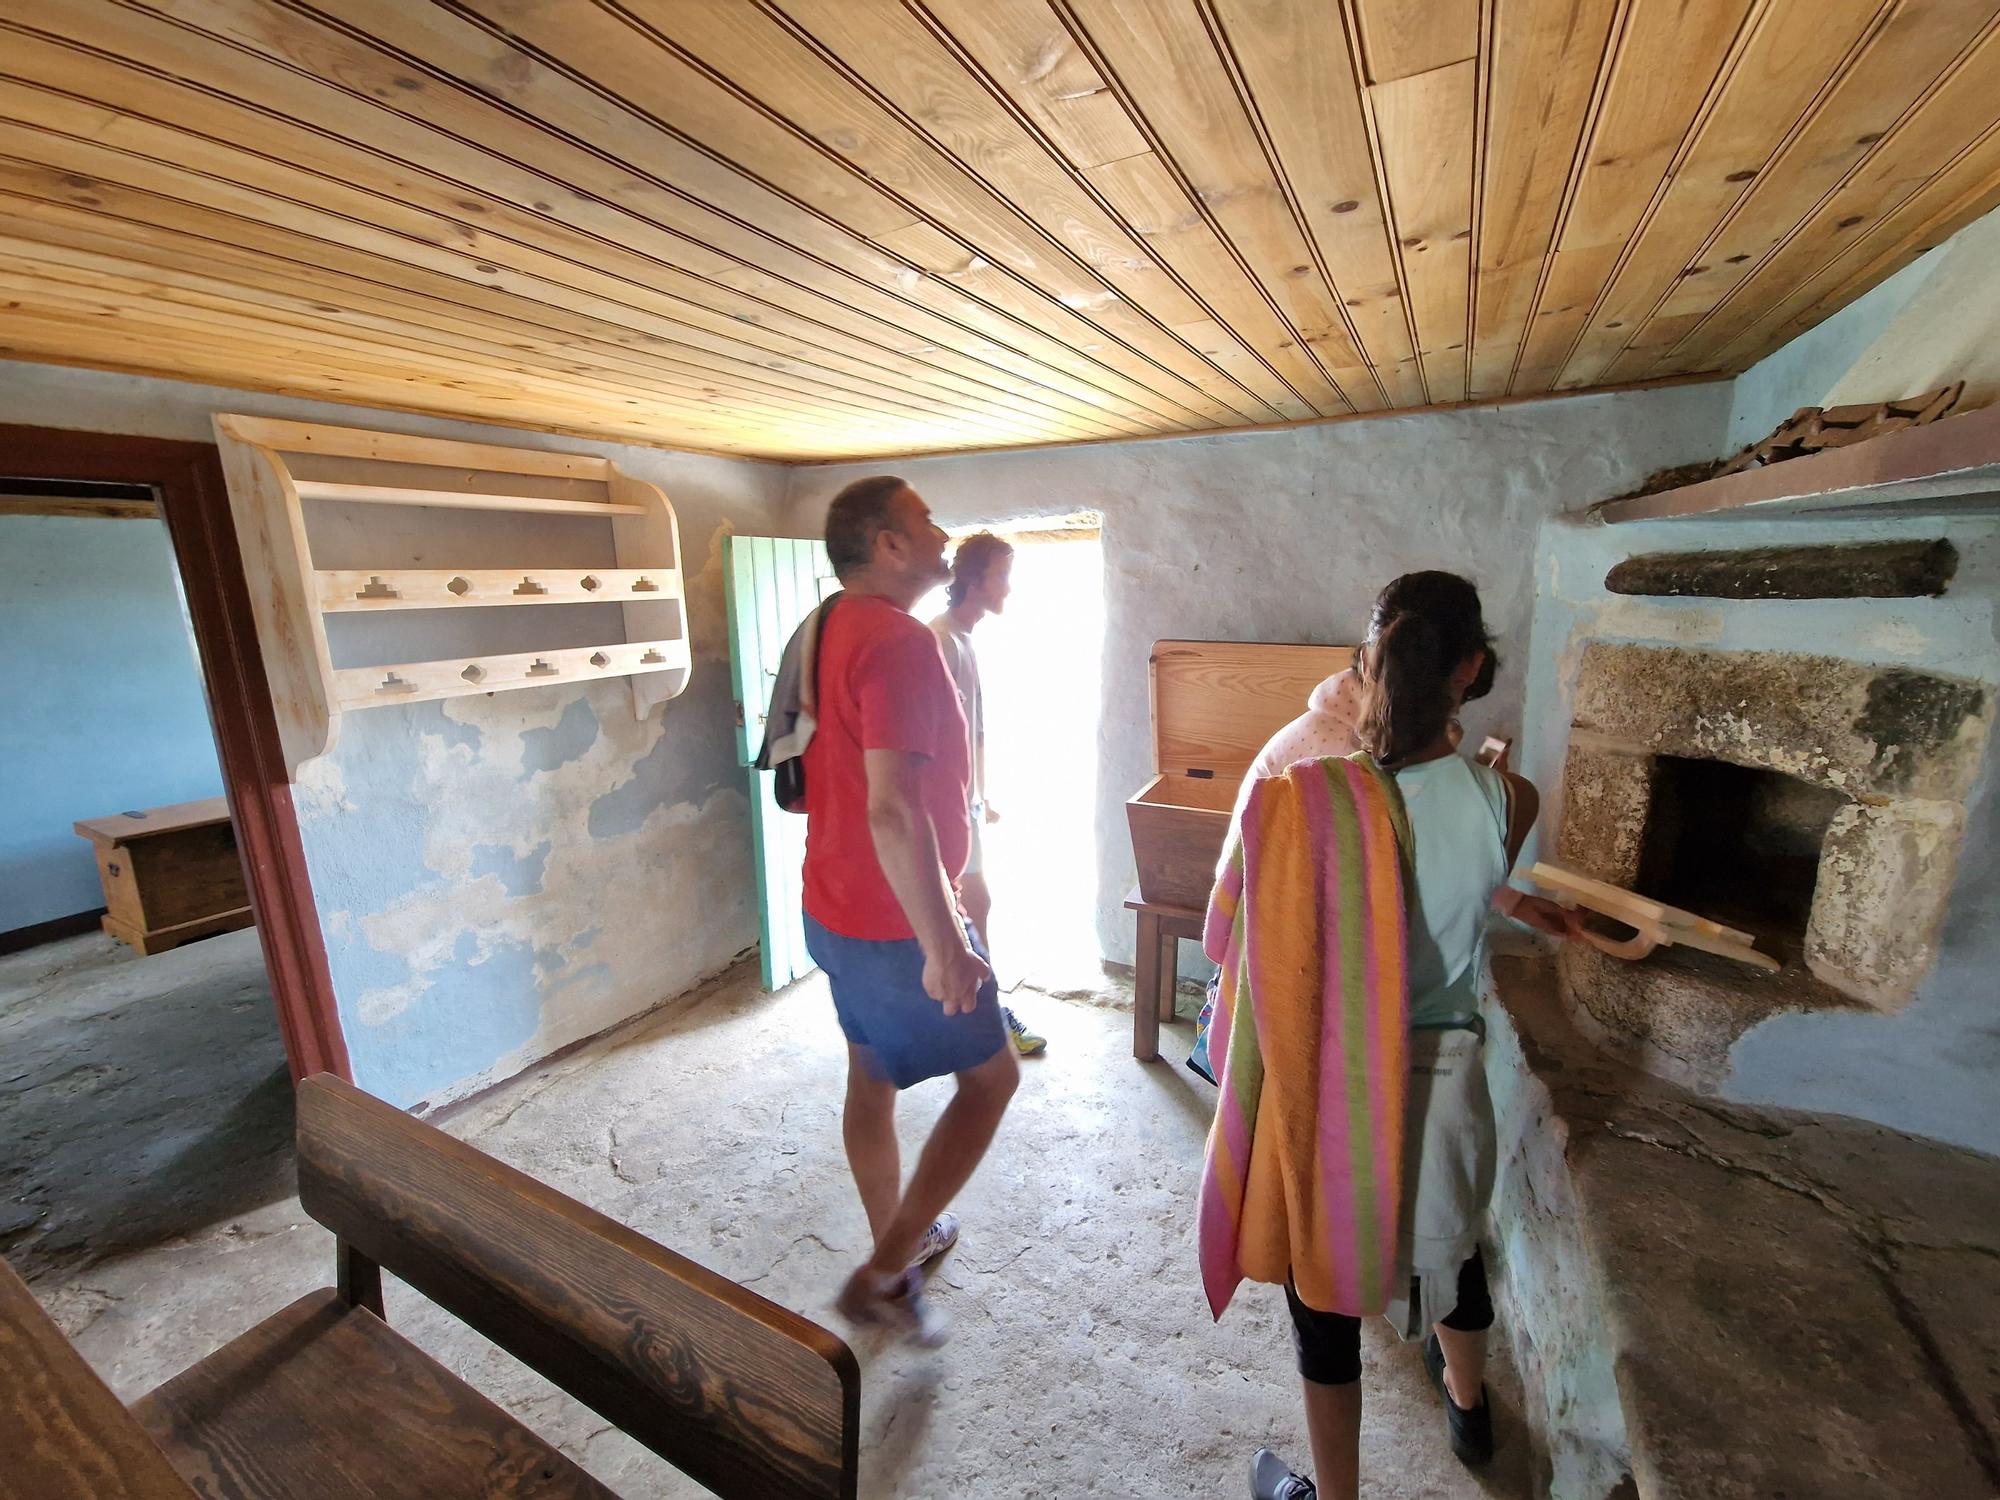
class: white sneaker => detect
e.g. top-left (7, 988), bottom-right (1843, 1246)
top-left (909, 1212), bottom-right (960, 1270)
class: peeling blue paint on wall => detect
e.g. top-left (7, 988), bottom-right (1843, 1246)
top-left (362, 935), bottom-right (545, 1110)
top-left (585, 730), bottom-right (676, 840)
top-left (519, 698), bottom-right (600, 778)
top-left (470, 841), bottom-right (552, 897)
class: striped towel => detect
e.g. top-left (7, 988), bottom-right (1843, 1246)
top-left (1197, 754), bottom-right (1413, 1320)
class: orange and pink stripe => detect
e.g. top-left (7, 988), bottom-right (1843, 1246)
top-left (1198, 755), bottom-right (1411, 1320)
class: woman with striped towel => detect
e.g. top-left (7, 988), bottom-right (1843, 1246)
top-left (1201, 573), bottom-right (1580, 1500)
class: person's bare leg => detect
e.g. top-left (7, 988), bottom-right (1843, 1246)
top-left (842, 1046), bottom-right (901, 1244)
top-left (865, 1044), bottom-right (1018, 1274)
top-left (959, 870), bottom-right (992, 945)
top-left (1434, 1325), bottom-right (1488, 1409)
top-left (1301, 1379), bottom-right (1362, 1500)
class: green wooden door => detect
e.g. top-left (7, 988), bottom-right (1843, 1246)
top-left (723, 536), bottom-right (838, 990)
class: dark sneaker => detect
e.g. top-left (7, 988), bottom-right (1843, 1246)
top-left (1250, 1448), bottom-right (1316, 1499)
top-left (1423, 1333), bottom-right (1495, 1464)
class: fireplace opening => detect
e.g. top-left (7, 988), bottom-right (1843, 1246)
top-left (1635, 756), bottom-right (1849, 961)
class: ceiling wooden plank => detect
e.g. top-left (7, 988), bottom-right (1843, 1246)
top-left (1369, 59), bottom-right (1478, 400)
top-left (767, 0), bottom-right (1294, 423)
top-left (920, 0), bottom-right (1336, 421)
top-left (1354, 0), bottom-right (1480, 85)
top-left (103, 0), bottom-right (1181, 435)
top-left (1554, 0), bottom-right (1756, 257)
top-left (0, 290), bottom-right (880, 454)
top-left (1210, 0), bottom-right (1425, 408)
top-left (0, 102), bottom-right (1081, 449)
top-left (912, 0), bottom-right (1150, 170)
top-left (1507, 0), bottom-right (1757, 390)
top-left (1081, 150), bottom-right (1318, 421)
top-left (1644, 3), bottom-right (2000, 367)
top-left (0, 224), bottom-right (1036, 452)
top-left (0, 254), bottom-right (948, 448)
top-left (0, 0), bottom-right (1988, 457)
top-left (0, 50), bottom-right (1095, 448)
top-left (0, 166), bottom-right (1117, 455)
top-left (1699, 145), bottom-right (2000, 379)
top-left (1555, 0), bottom-right (1888, 389)
top-left (1470, 0), bottom-right (1618, 398)
top-left (482, 0), bottom-right (1248, 429)
top-left (1057, 0), bottom-right (1373, 409)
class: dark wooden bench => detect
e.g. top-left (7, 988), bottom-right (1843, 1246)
top-left (4, 1073), bottom-right (859, 1499)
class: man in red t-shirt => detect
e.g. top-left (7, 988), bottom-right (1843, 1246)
top-left (802, 475), bottom-right (1018, 1346)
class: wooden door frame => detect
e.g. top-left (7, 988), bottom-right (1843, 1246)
top-left (0, 424), bottom-right (349, 1081)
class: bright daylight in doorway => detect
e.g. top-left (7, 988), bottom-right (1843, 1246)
top-left (917, 518), bottom-right (1106, 994)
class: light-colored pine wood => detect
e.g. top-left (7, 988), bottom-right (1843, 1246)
top-left (1369, 58), bottom-right (1478, 399)
top-left (318, 568), bottom-right (682, 612)
top-left (1212, 0), bottom-right (1425, 407)
top-left (1354, 0), bottom-right (1479, 84)
top-left (1470, 0), bottom-right (1619, 397)
top-left (292, 481), bottom-right (644, 518)
top-left (1149, 639), bottom-right (1356, 777)
top-left (331, 639), bottom-right (692, 713)
top-left (214, 416), bottom-right (691, 776)
top-left (0, 0), bottom-right (1991, 457)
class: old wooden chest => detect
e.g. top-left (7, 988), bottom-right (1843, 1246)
top-left (73, 797), bottom-right (253, 955)
top-left (1125, 639), bottom-right (1355, 911)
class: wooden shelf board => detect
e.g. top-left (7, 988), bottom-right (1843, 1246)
top-left (294, 479), bottom-right (644, 517)
top-left (332, 638), bottom-right (692, 712)
top-left (1595, 405), bottom-right (2000, 525)
top-left (318, 567), bottom-right (684, 611)
top-left (215, 416), bottom-right (614, 481)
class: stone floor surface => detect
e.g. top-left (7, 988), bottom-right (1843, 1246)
top-left (27, 961), bottom-right (1541, 1500)
top-left (0, 928), bottom-right (292, 1277)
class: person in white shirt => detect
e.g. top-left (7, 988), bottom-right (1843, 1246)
top-left (930, 534), bottom-right (1046, 1057)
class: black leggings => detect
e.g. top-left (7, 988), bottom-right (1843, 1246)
top-left (1285, 1250), bottom-right (1493, 1386)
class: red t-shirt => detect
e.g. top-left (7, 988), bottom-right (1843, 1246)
top-left (802, 592), bottom-right (972, 940)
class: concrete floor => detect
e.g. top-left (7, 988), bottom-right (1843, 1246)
top-left (0, 928), bottom-right (292, 1277)
top-left (30, 962), bottom-right (1540, 1500)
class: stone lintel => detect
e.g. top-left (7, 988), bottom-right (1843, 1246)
top-left (1604, 538), bottom-right (1957, 600)
top-left (1572, 642), bottom-right (1989, 802)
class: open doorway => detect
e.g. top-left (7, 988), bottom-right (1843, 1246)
top-left (0, 447), bottom-right (315, 1283)
top-left (919, 517), bottom-right (1106, 992)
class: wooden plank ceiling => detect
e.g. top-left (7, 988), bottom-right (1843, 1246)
top-left (1, 0), bottom-right (1997, 460)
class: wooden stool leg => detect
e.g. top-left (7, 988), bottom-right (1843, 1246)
top-left (1133, 911), bottom-right (1162, 1060)
top-left (1158, 931), bottom-right (1178, 1021)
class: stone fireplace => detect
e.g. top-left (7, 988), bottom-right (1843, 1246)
top-left (1553, 640), bottom-right (1991, 1086)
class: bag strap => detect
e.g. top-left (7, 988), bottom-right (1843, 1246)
top-left (800, 590), bottom-right (841, 717)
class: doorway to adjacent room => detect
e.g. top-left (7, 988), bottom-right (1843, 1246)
top-left (920, 517), bottom-right (1106, 992)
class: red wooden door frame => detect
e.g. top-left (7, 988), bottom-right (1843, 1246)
top-left (0, 424), bottom-right (350, 1082)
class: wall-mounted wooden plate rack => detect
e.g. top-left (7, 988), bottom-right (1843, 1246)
top-left (213, 414), bottom-right (689, 779)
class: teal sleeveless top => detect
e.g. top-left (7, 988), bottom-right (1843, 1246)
top-left (1391, 753), bottom-right (1512, 1030)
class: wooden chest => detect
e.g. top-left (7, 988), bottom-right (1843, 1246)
top-left (1125, 640), bottom-right (1356, 910)
top-left (74, 797), bottom-right (253, 955)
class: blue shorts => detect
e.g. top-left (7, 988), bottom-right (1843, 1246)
top-left (804, 913), bottom-right (1006, 1088)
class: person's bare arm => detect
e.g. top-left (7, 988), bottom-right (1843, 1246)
top-left (864, 748), bottom-right (989, 1013)
top-left (1491, 772), bottom-right (1582, 939)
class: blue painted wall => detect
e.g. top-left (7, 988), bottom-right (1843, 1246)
top-left (0, 515), bottom-right (224, 931)
top-left (0, 366), bottom-right (786, 1112)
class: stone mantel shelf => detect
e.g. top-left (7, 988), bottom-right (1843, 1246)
top-left (1595, 401), bottom-right (2000, 525)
